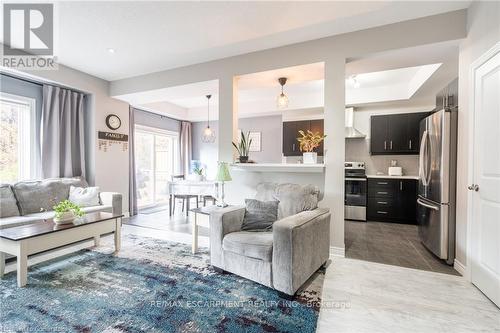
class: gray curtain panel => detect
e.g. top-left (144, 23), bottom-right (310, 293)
top-left (129, 106), bottom-right (138, 216)
top-left (41, 85), bottom-right (86, 178)
top-left (180, 121), bottom-right (192, 176)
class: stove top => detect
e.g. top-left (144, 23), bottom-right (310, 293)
top-left (345, 161), bottom-right (366, 177)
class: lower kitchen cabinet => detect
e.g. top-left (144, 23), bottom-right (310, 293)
top-left (367, 178), bottom-right (417, 224)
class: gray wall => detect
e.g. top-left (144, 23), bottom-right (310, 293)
top-left (239, 115), bottom-right (282, 163)
top-left (192, 115), bottom-right (283, 178)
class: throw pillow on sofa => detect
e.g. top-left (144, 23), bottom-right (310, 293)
top-left (13, 177), bottom-right (88, 215)
top-left (241, 199), bottom-right (279, 231)
top-left (69, 186), bottom-right (100, 207)
top-left (0, 184), bottom-right (20, 218)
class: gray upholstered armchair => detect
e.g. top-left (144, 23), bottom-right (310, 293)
top-left (209, 183), bottom-right (331, 296)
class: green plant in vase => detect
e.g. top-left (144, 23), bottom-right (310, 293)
top-left (193, 166), bottom-right (204, 181)
top-left (53, 200), bottom-right (84, 224)
top-left (232, 131), bottom-right (252, 163)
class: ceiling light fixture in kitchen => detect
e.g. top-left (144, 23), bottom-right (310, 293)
top-left (348, 75), bottom-right (360, 88)
top-left (277, 77), bottom-right (289, 109)
top-left (202, 94), bottom-right (216, 143)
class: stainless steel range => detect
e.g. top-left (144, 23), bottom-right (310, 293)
top-left (345, 162), bottom-right (367, 221)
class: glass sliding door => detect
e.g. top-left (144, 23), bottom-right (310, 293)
top-left (135, 125), bottom-right (178, 209)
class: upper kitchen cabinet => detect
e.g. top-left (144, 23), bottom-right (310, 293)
top-left (370, 112), bottom-right (429, 155)
top-left (283, 120), bottom-right (324, 156)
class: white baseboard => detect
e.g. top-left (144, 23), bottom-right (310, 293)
top-left (330, 246), bottom-right (345, 258)
top-left (454, 259), bottom-right (466, 276)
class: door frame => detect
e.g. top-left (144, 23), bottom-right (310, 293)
top-left (465, 41), bottom-right (500, 281)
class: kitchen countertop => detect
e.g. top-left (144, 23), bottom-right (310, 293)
top-left (230, 163), bottom-right (325, 173)
top-left (367, 174), bottom-right (420, 180)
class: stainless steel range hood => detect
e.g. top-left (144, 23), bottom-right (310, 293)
top-left (345, 107), bottom-right (366, 139)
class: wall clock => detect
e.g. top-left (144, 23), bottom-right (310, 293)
top-left (105, 114), bottom-right (121, 130)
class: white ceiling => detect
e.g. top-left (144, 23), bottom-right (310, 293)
top-left (116, 40), bottom-right (458, 120)
top-left (1, 1), bottom-right (469, 81)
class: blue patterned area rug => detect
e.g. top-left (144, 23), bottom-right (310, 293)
top-left (0, 234), bottom-right (324, 333)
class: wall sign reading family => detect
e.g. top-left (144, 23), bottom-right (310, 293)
top-left (98, 131), bottom-right (128, 152)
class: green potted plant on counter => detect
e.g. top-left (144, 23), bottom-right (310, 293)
top-left (297, 130), bottom-right (327, 164)
top-left (53, 200), bottom-right (85, 225)
top-left (232, 131), bottom-right (252, 163)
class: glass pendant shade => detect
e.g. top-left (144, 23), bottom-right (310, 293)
top-left (277, 93), bottom-right (289, 109)
top-left (201, 94), bottom-right (216, 143)
top-left (277, 77), bottom-right (289, 109)
top-left (202, 126), bottom-right (216, 143)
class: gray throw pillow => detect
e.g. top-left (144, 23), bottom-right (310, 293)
top-left (242, 199), bottom-right (279, 231)
top-left (13, 177), bottom-right (88, 215)
top-left (0, 184), bottom-right (20, 218)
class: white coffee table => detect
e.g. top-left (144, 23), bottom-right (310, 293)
top-left (0, 212), bottom-right (122, 287)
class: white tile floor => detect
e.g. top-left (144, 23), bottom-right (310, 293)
top-left (316, 257), bottom-right (500, 333)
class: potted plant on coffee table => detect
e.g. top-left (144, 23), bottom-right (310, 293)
top-left (53, 200), bottom-right (85, 224)
top-left (297, 130), bottom-right (327, 164)
top-left (232, 131), bottom-right (252, 163)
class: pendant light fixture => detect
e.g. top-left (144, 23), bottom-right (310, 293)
top-left (277, 77), bottom-right (289, 109)
top-left (202, 94), bottom-right (216, 143)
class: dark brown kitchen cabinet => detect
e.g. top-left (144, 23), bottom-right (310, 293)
top-left (367, 178), bottom-right (417, 224)
top-left (370, 112), bottom-right (429, 155)
top-left (283, 120), bottom-right (324, 156)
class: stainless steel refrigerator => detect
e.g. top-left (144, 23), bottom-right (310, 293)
top-left (417, 108), bottom-right (458, 265)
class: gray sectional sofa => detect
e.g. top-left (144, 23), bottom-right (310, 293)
top-left (210, 183), bottom-right (331, 296)
top-left (0, 177), bottom-right (122, 230)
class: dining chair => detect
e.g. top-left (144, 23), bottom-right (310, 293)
top-left (171, 175), bottom-right (199, 216)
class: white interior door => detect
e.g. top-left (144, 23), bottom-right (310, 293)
top-left (470, 46), bottom-right (500, 307)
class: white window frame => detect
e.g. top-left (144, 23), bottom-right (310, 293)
top-left (134, 124), bottom-right (179, 208)
top-left (0, 92), bottom-right (37, 182)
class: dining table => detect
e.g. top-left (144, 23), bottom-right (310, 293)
top-left (168, 180), bottom-right (217, 216)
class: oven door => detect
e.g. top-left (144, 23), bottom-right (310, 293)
top-left (345, 178), bottom-right (367, 206)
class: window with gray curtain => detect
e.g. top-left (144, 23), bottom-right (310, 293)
top-left (41, 84), bottom-right (86, 178)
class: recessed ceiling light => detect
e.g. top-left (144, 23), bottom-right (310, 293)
top-left (107, 48), bottom-right (115, 54)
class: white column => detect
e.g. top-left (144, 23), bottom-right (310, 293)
top-left (218, 75), bottom-right (239, 163)
top-left (323, 57), bottom-right (346, 255)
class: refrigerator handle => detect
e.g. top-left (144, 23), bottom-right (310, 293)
top-left (419, 130), bottom-right (429, 185)
top-left (417, 198), bottom-right (439, 211)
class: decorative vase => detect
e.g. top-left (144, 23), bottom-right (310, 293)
top-left (303, 152), bottom-right (318, 164)
top-left (54, 211), bottom-right (76, 225)
top-left (239, 156), bottom-right (249, 163)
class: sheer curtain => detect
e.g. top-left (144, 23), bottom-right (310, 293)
top-left (41, 85), bottom-right (86, 178)
top-left (179, 121), bottom-right (192, 176)
top-left (129, 106), bottom-right (138, 216)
